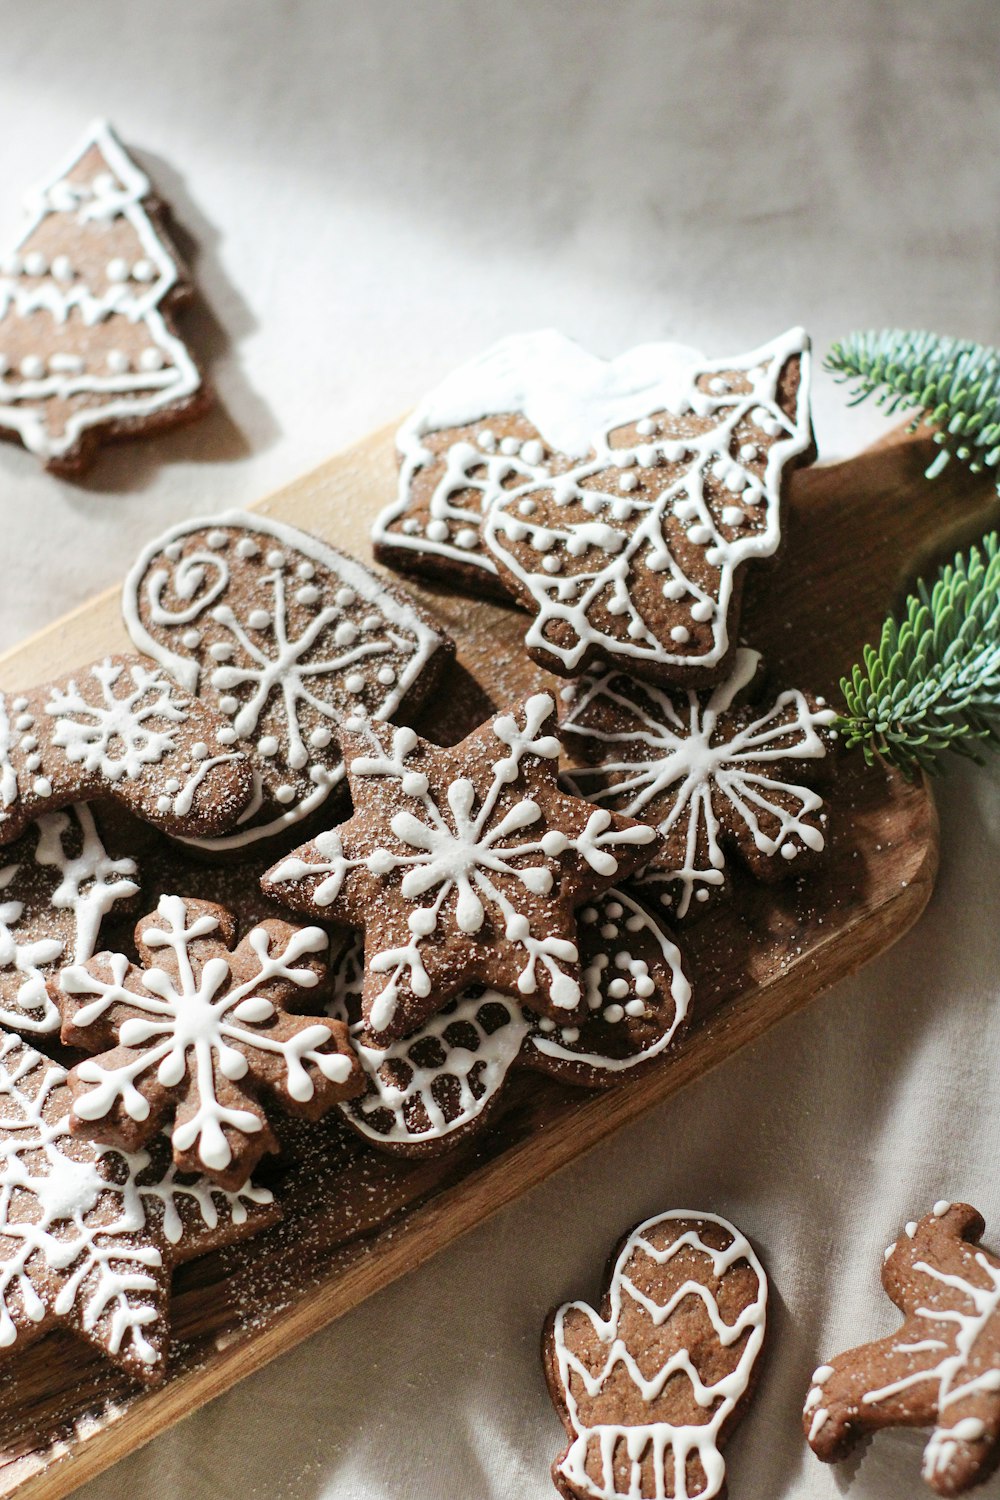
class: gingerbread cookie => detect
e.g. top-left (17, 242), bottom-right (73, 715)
top-left (262, 693), bottom-right (659, 1043)
top-left (804, 1202), bottom-right (1000, 1496)
top-left (57, 894), bottom-right (364, 1190)
top-left (0, 1031), bottom-right (276, 1382)
top-left (0, 803), bottom-right (139, 1036)
top-left (326, 886), bottom-right (691, 1154)
top-left (561, 648), bottom-right (837, 919)
top-left (122, 511), bottom-right (453, 850)
top-left (0, 120), bottom-right (209, 475)
top-left (544, 1209), bottom-right (768, 1500)
top-left (374, 329), bottom-right (814, 685)
top-left (0, 653), bottom-right (254, 846)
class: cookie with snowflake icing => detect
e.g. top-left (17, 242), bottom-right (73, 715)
top-left (0, 1031), bottom-right (276, 1382)
top-left (373, 329), bottom-right (814, 686)
top-left (56, 893), bottom-right (364, 1190)
top-left (262, 693), bottom-right (659, 1043)
top-left (0, 120), bottom-right (210, 475)
top-left (804, 1203), bottom-right (1000, 1496)
top-left (561, 648), bottom-right (837, 920)
top-left (544, 1209), bottom-right (768, 1500)
top-left (0, 653), bottom-right (255, 847)
top-left (324, 886), bottom-right (691, 1154)
top-left (0, 803), bottom-right (139, 1036)
top-left (122, 512), bottom-right (453, 851)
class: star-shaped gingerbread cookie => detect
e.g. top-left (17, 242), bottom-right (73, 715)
top-left (262, 693), bottom-right (659, 1043)
top-left (55, 893), bottom-right (364, 1190)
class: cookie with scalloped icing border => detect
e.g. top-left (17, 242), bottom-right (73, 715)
top-left (0, 1030), bottom-right (276, 1383)
top-left (0, 653), bottom-right (255, 847)
top-left (262, 693), bottom-right (659, 1043)
top-left (561, 648), bottom-right (837, 920)
top-left (123, 511), bottom-right (453, 852)
top-left (544, 1209), bottom-right (768, 1500)
top-left (0, 802), bottom-right (139, 1036)
top-left (56, 893), bottom-right (364, 1191)
top-left (804, 1202), bottom-right (1000, 1496)
top-left (0, 120), bottom-right (210, 475)
top-left (324, 885), bottom-right (691, 1155)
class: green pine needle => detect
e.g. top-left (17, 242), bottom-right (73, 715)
top-left (837, 533), bottom-right (1000, 776)
top-left (826, 330), bottom-right (1000, 485)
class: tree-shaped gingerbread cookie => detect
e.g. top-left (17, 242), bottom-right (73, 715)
top-left (804, 1202), bottom-right (1000, 1495)
top-left (0, 120), bottom-right (209, 473)
top-left (56, 894), bottom-right (364, 1189)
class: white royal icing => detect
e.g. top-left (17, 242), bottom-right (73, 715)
top-left (326, 887), bottom-right (691, 1148)
top-left (0, 120), bottom-right (201, 463)
top-left (268, 695), bottom-right (655, 1033)
top-left (553, 1209), bottom-right (767, 1500)
top-left (375, 329), bottom-right (811, 675)
top-left (122, 511), bottom-right (447, 850)
top-left (0, 1031), bottom-right (272, 1364)
top-left (61, 894), bottom-right (351, 1174)
top-left (0, 803), bottom-right (138, 1034)
top-left (563, 648), bottom-right (835, 916)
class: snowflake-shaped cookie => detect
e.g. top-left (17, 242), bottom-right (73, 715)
top-left (122, 512), bottom-right (452, 849)
top-left (326, 887), bottom-right (692, 1154)
top-left (373, 329), bottom-right (814, 685)
top-left (561, 648), bottom-right (837, 919)
top-left (57, 894), bottom-right (364, 1189)
top-left (805, 1203), bottom-right (1000, 1497)
top-left (0, 1031), bottom-right (276, 1382)
top-left (263, 693), bottom-right (659, 1043)
top-left (545, 1209), bottom-right (768, 1500)
top-left (0, 803), bottom-right (138, 1035)
top-left (0, 654), bottom-right (254, 845)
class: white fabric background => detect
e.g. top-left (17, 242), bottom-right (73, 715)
top-left (0, 2), bottom-right (998, 1496)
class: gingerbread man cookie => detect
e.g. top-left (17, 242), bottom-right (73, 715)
top-left (56, 894), bottom-right (364, 1190)
top-left (805, 1202), bottom-right (1000, 1496)
top-left (326, 886), bottom-right (692, 1155)
top-left (262, 694), bottom-right (659, 1043)
top-left (374, 329), bottom-right (814, 685)
top-left (561, 648), bottom-right (836, 918)
top-left (545, 1209), bottom-right (768, 1500)
top-left (122, 511), bottom-right (453, 850)
top-left (0, 803), bottom-right (139, 1036)
top-left (0, 120), bottom-right (209, 474)
top-left (0, 653), bottom-right (254, 846)
top-left (0, 1031), bottom-right (276, 1382)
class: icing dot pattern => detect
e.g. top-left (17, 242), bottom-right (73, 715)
top-left (324, 885), bottom-right (691, 1152)
top-left (0, 120), bottom-right (204, 472)
top-left (373, 328), bottom-right (813, 683)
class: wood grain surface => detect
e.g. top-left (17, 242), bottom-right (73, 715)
top-left (0, 421), bottom-right (994, 1499)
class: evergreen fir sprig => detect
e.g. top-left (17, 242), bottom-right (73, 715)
top-left (837, 534), bottom-right (1000, 776)
top-left (826, 330), bottom-right (1000, 485)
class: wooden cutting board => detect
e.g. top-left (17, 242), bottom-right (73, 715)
top-left (0, 421), bottom-right (994, 1499)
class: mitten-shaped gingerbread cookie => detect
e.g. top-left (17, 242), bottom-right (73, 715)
top-left (804, 1202), bottom-right (1000, 1496)
top-left (544, 1210), bottom-right (767, 1500)
top-left (56, 894), bottom-right (364, 1189)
